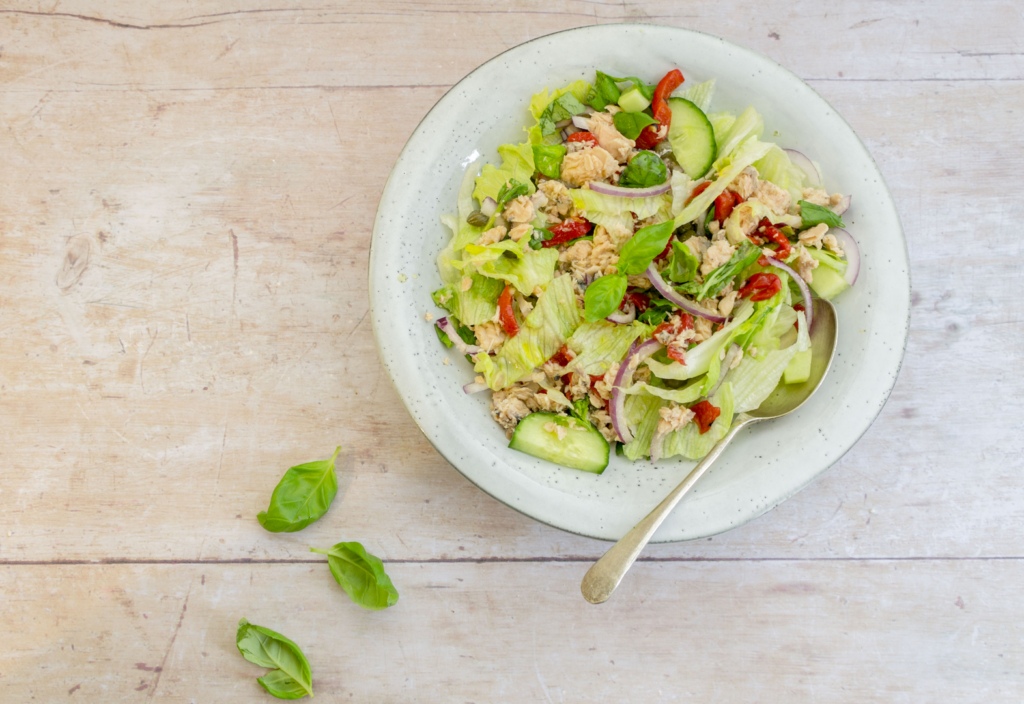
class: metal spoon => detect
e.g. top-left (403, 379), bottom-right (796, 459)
top-left (581, 298), bottom-right (838, 604)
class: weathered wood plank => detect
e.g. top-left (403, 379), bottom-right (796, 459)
top-left (0, 77), bottom-right (1021, 561)
top-left (2, 0), bottom-right (1024, 92)
top-left (3, 561), bottom-right (1021, 701)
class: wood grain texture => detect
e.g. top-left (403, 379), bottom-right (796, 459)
top-left (1, 1), bottom-right (1022, 700)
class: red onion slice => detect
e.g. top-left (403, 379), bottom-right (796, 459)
top-left (784, 148), bottom-right (821, 186)
top-left (832, 194), bottom-right (851, 216)
top-left (588, 181), bottom-right (671, 198)
top-left (463, 381), bottom-right (488, 395)
top-left (763, 257), bottom-right (813, 330)
top-left (609, 339), bottom-right (663, 443)
top-left (480, 197), bottom-right (497, 218)
top-left (571, 115), bottom-right (592, 130)
top-left (606, 301), bottom-right (636, 325)
top-left (436, 317), bottom-right (482, 355)
top-left (645, 264), bottom-right (729, 324)
top-left (828, 228), bottom-right (860, 285)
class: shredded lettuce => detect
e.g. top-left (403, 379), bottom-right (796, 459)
top-left (572, 188), bottom-right (670, 238)
top-left (661, 383), bottom-right (735, 460)
top-left (478, 246), bottom-right (558, 293)
top-left (474, 275), bottom-right (581, 389)
top-left (673, 79), bottom-right (716, 112)
top-left (707, 111), bottom-right (737, 146)
top-left (669, 170), bottom-right (696, 218)
top-left (621, 392), bottom-right (665, 461)
top-left (623, 379), bottom-right (704, 404)
top-left (807, 246), bottom-right (848, 274)
top-left (712, 106), bottom-right (764, 172)
top-left (730, 311), bottom-right (810, 412)
top-left (567, 321), bottom-right (651, 376)
top-left (644, 302), bottom-right (754, 381)
top-left (674, 139), bottom-right (774, 227)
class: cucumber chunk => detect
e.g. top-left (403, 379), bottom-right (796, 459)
top-left (784, 348), bottom-right (812, 385)
top-left (618, 88), bottom-right (651, 113)
top-left (807, 265), bottom-right (849, 301)
top-left (509, 412), bottom-right (610, 474)
top-left (667, 98), bottom-right (717, 179)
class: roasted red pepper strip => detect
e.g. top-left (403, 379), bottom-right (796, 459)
top-left (622, 291), bottom-right (651, 313)
top-left (566, 131), bottom-right (598, 147)
top-left (551, 344), bottom-right (573, 367)
top-left (690, 400), bottom-right (721, 435)
top-left (757, 217), bottom-right (792, 260)
top-left (542, 217), bottom-right (592, 248)
top-left (497, 284), bottom-right (519, 337)
top-left (634, 124), bottom-right (661, 150)
top-left (685, 181), bottom-right (712, 206)
top-left (714, 190), bottom-right (743, 223)
top-left (737, 272), bottom-right (782, 302)
top-left (651, 69), bottom-right (685, 127)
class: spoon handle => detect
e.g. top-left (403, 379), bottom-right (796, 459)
top-left (581, 418), bottom-right (752, 604)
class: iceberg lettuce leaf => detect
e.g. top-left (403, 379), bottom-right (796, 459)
top-left (623, 379), bottom-right (704, 404)
top-left (730, 311), bottom-right (810, 413)
top-left (673, 78), bottom-right (716, 112)
top-left (661, 383), bottom-right (735, 460)
top-left (621, 392), bottom-right (665, 461)
top-left (567, 321), bottom-right (651, 376)
top-left (753, 144), bottom-right (809, 204)
top-left (712, 106), bottom-right (764, 172)
top-left (479, 247), bottom-right (559, 293)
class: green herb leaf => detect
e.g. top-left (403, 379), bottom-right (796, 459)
top-left (538, 92), bottom-right (587, 137)
top-left (431, 286), bottom-right (455, 313)
top-left (496, 179), bottom-right (530, 206)
top-left (310, 542), bottom-right (399, 610)
top-left (694, 240), bottom-right (761, 300)
top-left (571, 398), bottom-right (590, 424)
top-left (586, 71), bottom-right (622, 111)
top-left (236, 618), bottom-right (313, 700)
top-left (257, 447), bottom-right (341, 533)
top-left (620, 151), bottom-right (668, 188)
top-left (612, 111), bottom-right (657, 140)
top-left (637, 306), bottom-right (670, 326)
top-left (532, 144), bottom-right (567, 179)
top-left (667, 241), bottom-right (700, 284)
top-left (617, 221), bottom-right (675, 276)
top-left (583, 274), bottom-right (627, 322)
top-left (798, 200), bottom-right (846, 229)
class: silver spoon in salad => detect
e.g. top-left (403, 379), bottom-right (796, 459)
top-left (581, 297), bottom-right (838, 604)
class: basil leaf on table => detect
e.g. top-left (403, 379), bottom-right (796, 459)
top-left (668, 241), bottom-right (700, 284)
top-left (620, 151), bottom-right (668, 188)
top-left (257, 447), bottom-right (341, 533)
top-left (798, 200), bottom-right (846, 229)
top-left (236, 618), bottom-right (314, 700)
top-left (538, 92), bottom-right (587, 137)
top-left (586, 71), bottom-right (622, 111)
top-left (584, 274), bottom-right (627, 322)
top-left (532, 144), bottom-right (566, 179)
top-left (612, 111), bottom-right (656, 141)
top-left (310, 541), bottom-right (399, 610)
top-left (616, 221), bottom-right (675, 276)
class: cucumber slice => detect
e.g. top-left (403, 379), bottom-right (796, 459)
top-left (783, 348), bottom-right (812, 384)
top-left (667, 98), bottom-right (717, 179)
top-left (618, 87), bottom-right (651, 113)
top-left (807, 265), bottom-right (849, 301)
top-left (508, 412), bottom-right (609, 474)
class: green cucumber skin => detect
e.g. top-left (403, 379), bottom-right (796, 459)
top-left (508, 412), bottom-right (610, 474)
top-left (667, 98), bottom-right (717, 180)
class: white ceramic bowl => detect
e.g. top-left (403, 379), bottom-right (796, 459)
top-left (369, 24), bottom-right (909, 542)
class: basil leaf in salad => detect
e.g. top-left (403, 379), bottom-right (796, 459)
top-left (496, 179), bottom-right (530, 206)
top-left (620, 151), bottom-right (668, 188)
top-left (667, 241), bottom-right (700, 284)
top-left (692, 240), bottom-right (761, 301)
top-left (310, 542), bottom-right (399, 611)
top-left (532, 144), bottom-right (566, 179)
top-left (537, 92), bottom-right (587, 137)
top-left (236, 619), bottom-right (314, 700)
top-left (616, 221), bottom-right (674, 276)
top-left (584, 274), bottom-right (627, 322)
top-left (637, 296), bottom-right (675, 326)
top-left (586, 71), bottom-right (623, 111)
top-left (257, 447), bottom-right (341, 533)
top-left (612, 111), bottom-right (657, 141)
top-left (798, 200), bottom-right (846, 229)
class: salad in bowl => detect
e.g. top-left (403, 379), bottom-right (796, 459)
top-left (430, 68), bottom-right (858, 475)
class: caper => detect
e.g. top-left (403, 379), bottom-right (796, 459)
top-left (466, 210), bottom-right (489, 227)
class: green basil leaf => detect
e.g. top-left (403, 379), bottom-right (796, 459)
top-left (695, 240), bottom-right (761, 300)
top-left (586, 71), bottom-right (622, 111)
top-left (532, 144), bottom-right (567, 179)
top-left (617, 221), bottom-right (675, 276)
top-left (798, 200), bottom-right (846, 229)
top-left (257, 447), bottom-right (340, 533)
top-left (612, 111), bottom-right (657, 141)
top-left (637, 307), bottom-right (669, 326)
top-left (538, 92), bottom-right (588, 137)
top-left (668, 241), bottom-right (700, 284)
top-left (496, 179), bottom-right (530, 206)
top-left (236, 618), bottom-right (313, 700)
top-left (584, 274), bottom-right (627, 322)
top-left (310, 542), bottom-right (399, 610)
top-left (620, 151), bottom-right (668, 188)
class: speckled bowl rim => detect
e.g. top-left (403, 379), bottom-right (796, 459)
top-left (368, 23), bottom-right (910, 543)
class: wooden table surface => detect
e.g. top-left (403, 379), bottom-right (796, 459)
top-left (2, 2), bottom-right (1022, 701)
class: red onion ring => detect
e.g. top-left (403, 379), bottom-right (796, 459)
top-left (763, 257), bottom-right (813, 330)
top-left (784, 148), bottom-right (821, 186)
top-left (832, 194), bottom-right (851, 216)
top-left (609, 339), bottom-right (663, 443)
top-left (828, 228), bottom-right (860, 285)
top-left (463, 381), bottom-right (488, 395)
top-left (588, 181), bottom-right (671, 198)
top-left (436, 317), bottom-right (482, 355)
top-left (645, 264), bottom-right (728, 324)
top-left (480, 197), bottom-right (497, 218)
top-left (606, 301), bottom-right (636, 325)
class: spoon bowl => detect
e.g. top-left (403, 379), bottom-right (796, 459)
top-left (581, 299), bottom-right (838, 604)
